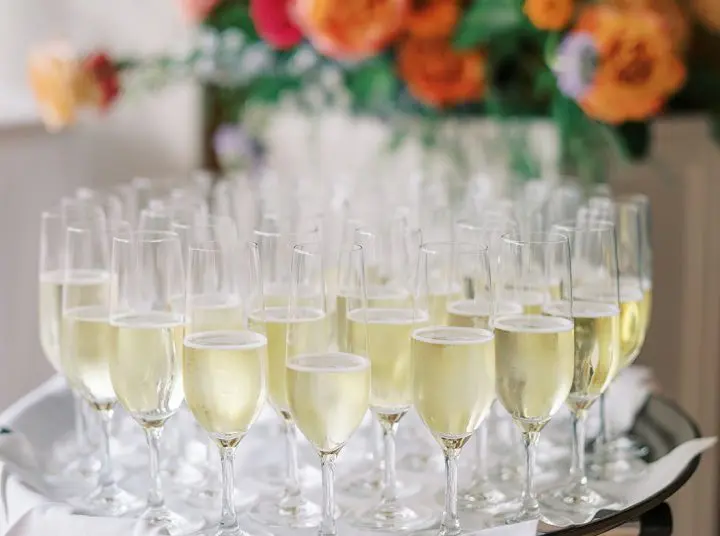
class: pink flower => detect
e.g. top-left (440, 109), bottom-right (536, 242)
top-left (178, 0), bottom-right (220, 23)
top-left (250, 0), bottom-right (303, 50)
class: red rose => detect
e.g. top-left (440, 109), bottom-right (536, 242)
top-left (250, 0), bottom-right (303, 50)
top-left (83, 52), bottom-right (120, 109)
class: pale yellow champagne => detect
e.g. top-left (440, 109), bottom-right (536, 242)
top-left (247, 306), bottom-right (327, 414)
top-left (347, 308), bottom-right (427, 414)
top-left (336, 287), bottom-right (409, 352)
top-left (412, 327), bottom-right (495, 443)
top-left (40, 269), bottom-right (108, 371)
top-left (428, 289), bottom-right (462, 325)
top-left (447, 299), bottom-right (523, 329)
top-left (184, 331), bottom-right (267, 442)
top-left (110, 312), bottom-right (185, 425)
top-left (640, 278), bottom-right (652, 335)
top-left (495, 315), bottom-right (574, 433)
top-left (287, 352), bottom-right (370, 453)
top-left (61, 305), bottom-right (116, 408)
top-left (618, 285), bottom-right (647, 369)
top-left (546, 302), bottom-right (620, 413)
top-left (187, 296), bottom-right (244, 334)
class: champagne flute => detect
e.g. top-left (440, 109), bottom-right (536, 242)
top-left (540, 220), bottom-right (622, 516)
top-left (109, 230), bottom-right (202, 534)
top-left (449, 221), bottom-right (522, 511)
top-left (412, 242), bottom-right (496, 536)
top-left (347, 221), bottom-right (436, 532)
top-left (61, 218), bottom-right (141, 515)
top-left (287, 243), bottom-right (371, 536)
top-left (493, 232), bottom-right (575, 523)
top-left (589, 199), bottom-right (651, 480)
top-left (248, 227), bottom-right (324, 528)
top-left (183, 239), bottom-right (269, 536)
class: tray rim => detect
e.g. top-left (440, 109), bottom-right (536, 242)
top-left (550, 395), bottom-right (702, 536)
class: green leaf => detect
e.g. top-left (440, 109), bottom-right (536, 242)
top-left (345, 57), bottom-right (398, 111)
top-left (453, 0), bottom-right (526, 49)
top-left (247, 76), bottom-right (301, 103)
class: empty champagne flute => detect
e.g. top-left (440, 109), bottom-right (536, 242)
top-left (109, 230), bottom-right (202, 534)
top-left (493, 232), bottom-right (575, 523)
top-left (347, 222), bottom-right (436, 532)
top-left (540, 220), bottom-right (622, 518)
top-left (61, 218), bottom-right (140, 515)
top-left (183, 239), bottom-right (269, 536)
top-left (287, 243), bottom-right (371, 536)
top-left (412, 242), bottom-right (497, 536)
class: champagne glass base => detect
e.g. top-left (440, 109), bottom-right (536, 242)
top-left (186, 484), bottom-right (259, 513)
top-left (247, 494), bottom-right (326, 528)
top-left (74, 485), bottom-right (143, 517)
top-left (492, 507), bottom-right (540, 525)
top-left (339, 470), bottom-right (421, 499)
top-left (587, 455), bottom-right (647, 482)
top-left (453, 482), bottom-right (511, 512)
top-left (139, 505), bottom-right (205, 535)
top-left (348, 501), bottom-right (437, 531)
top-left (540, 483), bottom-right (622, 520)
top-left (188, 517), bottom-right (273, 536)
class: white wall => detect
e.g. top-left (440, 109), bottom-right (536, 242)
top-left (0, 0), bottom-right (201, 410)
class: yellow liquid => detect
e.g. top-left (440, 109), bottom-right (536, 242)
top-left (287, 352), bottom-right (370, 453)
top-left (110, 312), bottom-right (185, 425)
top-left (428, 290), bottom-right (462, 325)
top-left (495, 314), bottom-right (574, 433)
top-left (618, 293), bottom-right (646, 369)
top-left (248, 307), bottom-right (328, 413)
top-left (61, 305), bottom-right (116, 407)
top-left (641, 284), bottom-right (652, 329)
top-left (412, 327), bottom-right (495, 442)
top-left (336, 288), bottom-right (409, 352)
top-left (547, 302), bottom-right (620, 413)
top-left (348, 308), bottom-right (427, 414)
top-left (447, 299), bottom-right (523, 329)
top-left (40, 270), bottom-right (108, 372)
top-left (184, 331), bottom-right (267, 441)
top-left (186, 294), bottom-right (244, 334)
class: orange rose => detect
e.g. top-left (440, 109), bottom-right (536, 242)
top-left (28, 43), bottom-right (119, 131)
top-left (398, 38), bottom-right (486, 107)
top-left (406, 0), bottom-right (460, 38)
top-left (693, 0), bottom-right (720, 31)
top-left (603, 0), bottom-right (690, 50)
top-left (576, 6), bottom-right (685, 124)
top-left (295, 0), bottom-right (409, 60)
top-left (524, 0), bottom-right (574, 30)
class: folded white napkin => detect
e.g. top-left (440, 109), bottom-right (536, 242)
top-left (5, 504), bottom-right (162, 536)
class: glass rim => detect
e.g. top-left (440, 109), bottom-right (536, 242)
top-left (292, 241), bottom-right (324, 256)
top-left (552, 219), bottom-right (615, 233)
top-left (420, 240), bottom-right (489, 254)
top-left (112, 230), bottom-right (180, 243)
top-left (252, 227), bottom-right (317, 239)
top-left (500, 232), bottom-right (569, 246)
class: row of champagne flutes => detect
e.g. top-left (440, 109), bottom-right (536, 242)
top-left (36, 173), bottom-right (652, 536)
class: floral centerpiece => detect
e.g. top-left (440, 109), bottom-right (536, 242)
top-left (27, 0), bottom-right (720, 181)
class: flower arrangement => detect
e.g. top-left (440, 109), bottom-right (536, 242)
top-left (27, 0), bottom-right (720, 176)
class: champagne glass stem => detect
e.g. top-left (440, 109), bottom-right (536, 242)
top-left (96, 406), bottom-right (118, 491)
top-left (474, 422), bottom-right (489, 484)
top-left (597, 393), bottom-right (608, 451)
top-left (74, 393), bottom-right (87, 448)
top-left (144, 426), bottom-right (165, 510)
top-left (319, 453), bottom-right (337, 536)
top-left (219, 445), bottom-right (239, 532)
top-left (442, 448), bottom-right (461, 536)
top-left (570, 412), bottom-right (588, 492)
top-left (283, 415), bottom-right (302, 498)
top-left (520, 432), bottom-right (540, 518)
top-left (380, 418), bottom-right (399, 504)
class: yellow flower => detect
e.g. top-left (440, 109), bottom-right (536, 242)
top-left (28, 43), bottom-right (101, 131)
